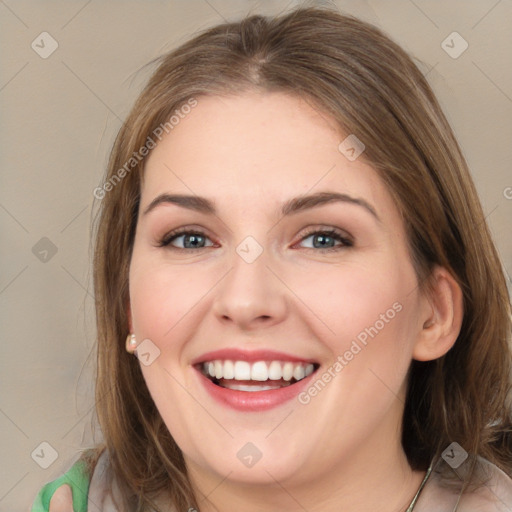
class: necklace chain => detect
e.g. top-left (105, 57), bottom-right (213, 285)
top-left (405, 461), bottom-right (434, 512)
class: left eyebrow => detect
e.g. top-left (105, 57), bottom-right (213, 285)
top-left (280, 191), bottom-right (380, 222)
top-left (143, 194), bottom-right (215, 216)
top-left (142, 191), bottom-right (380, 223)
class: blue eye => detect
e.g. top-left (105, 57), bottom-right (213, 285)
top-left (158, 227), bottom-right (353, 252)
top-left (297, 228), bottom-right (353, 252)
top-left (159, 229), bottom-right (214, 250)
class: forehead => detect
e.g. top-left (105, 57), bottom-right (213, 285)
top-left (141, 92), bottom-right (391, 217)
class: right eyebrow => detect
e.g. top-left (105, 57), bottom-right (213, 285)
top-left (143, 194), bottom-right (215, 216)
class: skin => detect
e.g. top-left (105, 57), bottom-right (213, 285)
top-left (51, 91), bottom-right (463, 512)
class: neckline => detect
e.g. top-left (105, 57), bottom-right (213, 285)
top-left (405, 461), bottom-right (434, 512)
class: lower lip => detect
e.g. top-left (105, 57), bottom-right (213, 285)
top-left (194, 368), bottom-right (317, 412)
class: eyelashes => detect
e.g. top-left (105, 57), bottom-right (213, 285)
top-left (157, 226), bottom-right (354, 253)
top-left (298, 227), bottom-right (353, 251)
top-left (158, 229), bottom-right (215, 250)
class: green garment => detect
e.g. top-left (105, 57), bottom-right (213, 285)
top-left (31, 455), bottom-right (91, 512)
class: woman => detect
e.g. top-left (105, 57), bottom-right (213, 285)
top-left (33, 5), bottom-right (512, 512)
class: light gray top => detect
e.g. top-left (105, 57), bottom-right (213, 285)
top-left (87, 450), bottom-right (512, 511)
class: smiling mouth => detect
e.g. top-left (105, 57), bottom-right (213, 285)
top-left (196, 360), bottom-right (320, 391)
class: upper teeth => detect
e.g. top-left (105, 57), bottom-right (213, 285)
top-left (202, 360), bottom-right (315, 382)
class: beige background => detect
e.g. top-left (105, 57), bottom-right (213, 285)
top-left (0, 0), bottom-right (511, 509)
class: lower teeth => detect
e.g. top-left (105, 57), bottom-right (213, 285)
top-left (219, 382), bottom-right (292, 392)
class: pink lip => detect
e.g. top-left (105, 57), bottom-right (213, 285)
top-left (193, 366), bottom-right (317, 412)
top-left (191, 348), bottom-right (317, 365)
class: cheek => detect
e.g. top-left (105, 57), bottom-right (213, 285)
top-left (129, 259), bottom-right (213, 452)
top-left (296, 261), bottom-right (410, 341)
top-left (129, 258), bottom-right (216, 342)
top-left (294, 257), bottom-right (419, 401)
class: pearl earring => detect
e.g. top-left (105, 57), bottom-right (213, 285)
top-left (126, 333), bottom-right (137, 353)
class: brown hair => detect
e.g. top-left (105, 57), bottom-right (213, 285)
top-left (91, 4), bottom-right (512, 510)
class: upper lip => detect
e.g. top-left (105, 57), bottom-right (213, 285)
top-left (191, 348), bottom-right (318, 365)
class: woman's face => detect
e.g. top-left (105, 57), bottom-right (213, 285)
top-left (129, 91), bottom-right (429, 488)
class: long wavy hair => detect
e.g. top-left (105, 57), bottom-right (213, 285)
top-left (90, 5), bottom-right (512, 510)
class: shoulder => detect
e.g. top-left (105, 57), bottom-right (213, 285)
top-left (416, 455), bottom-right (512, 512)
top-left (48, 485), bottom-right (73, 512)
top-left (457, 457), bottom-right (512, 511)
top-left (31, 448), bottom-right (104, 512)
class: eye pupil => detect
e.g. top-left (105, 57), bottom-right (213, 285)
top-left (313, 234), bottom-right (334, 248)
top-left (184, 234), bottom-right (204, 248)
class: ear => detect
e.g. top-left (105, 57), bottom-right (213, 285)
top-left (412, 265), bottom-right (464, 361)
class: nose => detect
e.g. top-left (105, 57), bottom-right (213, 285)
top-left (211, 243), bottom-right (288, 332)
